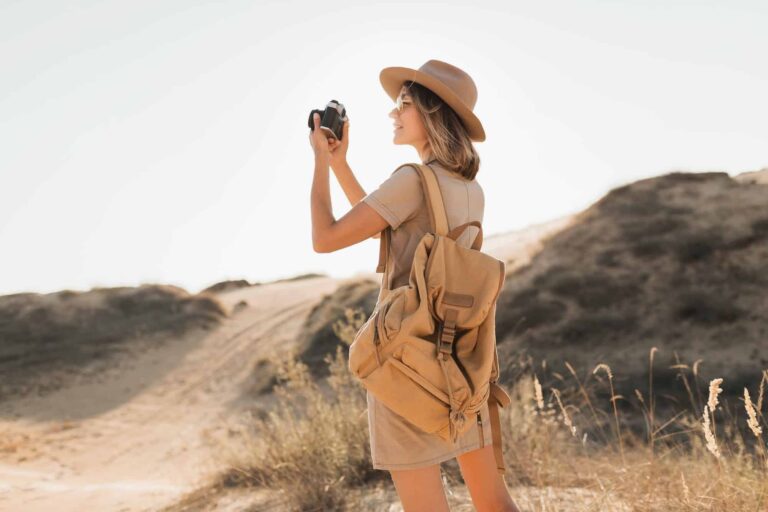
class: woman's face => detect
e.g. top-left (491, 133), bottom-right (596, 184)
top-left (389, 85), bottom-right (428, 150)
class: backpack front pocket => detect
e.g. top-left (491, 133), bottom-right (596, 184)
top-left (348, 308), bottom-right (381, 379)
top-left (399, 342), bottom-right (472, 408)
top-left (363, 352), bottom-right (450, 435)
top-left (377, 287), bottom-right (408, 345)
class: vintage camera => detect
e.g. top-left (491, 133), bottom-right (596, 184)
top-left (308, 99), bottom-right (347, 141)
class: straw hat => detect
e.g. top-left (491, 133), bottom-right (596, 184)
top-left (379, 59), bottom-right (485, 142)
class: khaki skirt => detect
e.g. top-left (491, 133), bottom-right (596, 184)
top-left (367, 389), bottom-right (493, 470)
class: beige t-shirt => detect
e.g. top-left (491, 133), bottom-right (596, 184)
top-left (362, 161), bottom-right (484, 289)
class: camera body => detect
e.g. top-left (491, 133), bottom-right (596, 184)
top-left (308, 99), bottom-right (347, 141)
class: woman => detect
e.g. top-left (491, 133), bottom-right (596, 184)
top-left (309, 59), bottom-right (520, 512)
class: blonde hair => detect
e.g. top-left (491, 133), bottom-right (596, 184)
top-left (404, 80), bottom-right (481, 180)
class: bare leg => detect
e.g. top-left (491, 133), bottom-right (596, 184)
top-left (388, 463), bottom-right (450, 512)
top-left (456, 445), bottom-right (520, 512)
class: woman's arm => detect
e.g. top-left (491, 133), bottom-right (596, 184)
top-left (331, 161), bottom-right (366, 206)
top-left (311, 157), bottom-right (389, 253)
top-left (326, 117), bottom-right (381, 240)
top-left (331, 161), bottom-right (381, 239)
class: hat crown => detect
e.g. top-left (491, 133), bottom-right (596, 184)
top-left (418, 59), bottom-right (478, 110)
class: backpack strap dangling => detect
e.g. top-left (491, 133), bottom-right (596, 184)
top-left (488, 347), bottom-right (512, 474)
top-left (375, 226), bottom-right (388, 274)
top-left (374, 226), bottom-right (393, 303)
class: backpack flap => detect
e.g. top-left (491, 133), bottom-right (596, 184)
top-left (426, 232), bottom-right (506, 328)
top-left (411, 162), bottom-right (506, 329)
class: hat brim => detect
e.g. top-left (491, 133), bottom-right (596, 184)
top-left (380, 66), bottom-right (486, 142)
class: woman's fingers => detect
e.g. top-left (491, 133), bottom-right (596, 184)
top-left (310, 113), bottom-right (348, 156)
top-left (311, 114), bottom-right (330, 148)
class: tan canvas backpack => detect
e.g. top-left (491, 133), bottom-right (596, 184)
top-left (348, 162), bottom-right (512, 474)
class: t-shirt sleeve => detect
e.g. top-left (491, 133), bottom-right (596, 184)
top-left (361, 165), bottom-right (423, 230)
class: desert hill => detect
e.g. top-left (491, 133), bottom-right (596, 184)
top-left (0, 284), bottom-right (227, 406)
top-left (492, 170), bottom-right (768, 407)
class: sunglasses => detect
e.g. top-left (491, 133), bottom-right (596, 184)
top-left (394, 96), bottom-right (412, 113)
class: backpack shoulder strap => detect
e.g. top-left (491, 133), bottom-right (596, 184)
top-left (413, 163), bottom-right (450, 236)
top-left (374, 162), bottom-right (449, 276)
top-left (373, 163), bottom-right (413, 276)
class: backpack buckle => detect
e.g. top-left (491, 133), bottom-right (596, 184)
top-left (436, 308), bottom-right (459, 357)
top-left (437, 322), bottom-right (456, 357)
top-left (440, 323), bottom-right (456, 342)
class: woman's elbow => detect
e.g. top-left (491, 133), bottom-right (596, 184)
top-left (313, 236), bottom-right (332, 253)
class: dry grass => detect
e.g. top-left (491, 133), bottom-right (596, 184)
top-left (500, 349), bottom-right (768, 511)
top-left (209, 307), bottom-right (768, 511)
top-left (209, 307), bottom-right (382, 511)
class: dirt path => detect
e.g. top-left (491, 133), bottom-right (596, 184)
top-left (0, 276), bottom-right (343, 512)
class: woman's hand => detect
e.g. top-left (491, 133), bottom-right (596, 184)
top-left (309, 113), bottom-right (344, 165)
top-left (309, 113), bottom-right (332, 165)
top-left (328, 117), bottom-right (349, 171)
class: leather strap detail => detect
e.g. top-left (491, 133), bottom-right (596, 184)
top-left (442, 291), bottom-right (474, 308)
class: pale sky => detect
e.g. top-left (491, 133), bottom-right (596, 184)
top-left (1, 0), bottom-right (766, 296)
